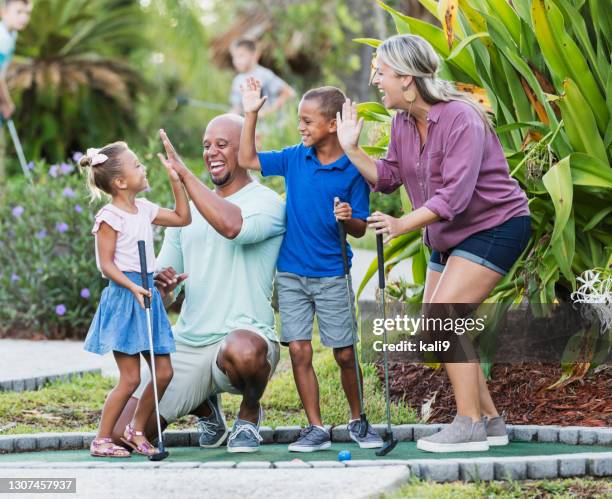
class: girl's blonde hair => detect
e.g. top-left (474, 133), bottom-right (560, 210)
top-left (79, 141), bottom-right (129, 202)
top-left (377, 34), bottom-right (492, 127)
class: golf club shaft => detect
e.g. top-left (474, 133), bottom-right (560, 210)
top-left (377, 234), bottom-right (392, 435)
top-left (337, 219), bottom-right (366, 418)
top-left (137, 241), bottom-right (165, 452)
top-left (6, 120), bottom-right (31, 181)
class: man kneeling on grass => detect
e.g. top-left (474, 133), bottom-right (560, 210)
top-left (112, 114), bottom-right (285, 453)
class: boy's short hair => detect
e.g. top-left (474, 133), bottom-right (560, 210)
top-left (232, 38), bottom-right (257, 53)
top-left (302, 86), bottom-right (347, 121)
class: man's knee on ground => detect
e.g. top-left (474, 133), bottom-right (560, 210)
top-left (333, 346), bottom-right (355, 370)
top-left (288, 341), bottom-right (313, 367)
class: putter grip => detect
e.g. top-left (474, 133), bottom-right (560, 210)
top-left (337, 221), bottom-right (349, 275)
top-left (137, 240), bottom-right (151, 309)
top-left (376, 234), bottom-right (385, 290)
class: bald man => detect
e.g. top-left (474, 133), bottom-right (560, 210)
top-left (113, 115), bottom-right (285, 453)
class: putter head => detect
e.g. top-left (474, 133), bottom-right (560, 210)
top-left (149, 450), bottom-right (169, 461)
top-left (375, 436), bottom-right (398, 457)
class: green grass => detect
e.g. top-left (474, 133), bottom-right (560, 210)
top-left (385, 476), bottom-right (612, 498)
top-left (0, 334), bottom-right (417, 435)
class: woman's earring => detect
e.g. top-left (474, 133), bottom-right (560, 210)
top-left (402, 85), bottom-right (417, 103)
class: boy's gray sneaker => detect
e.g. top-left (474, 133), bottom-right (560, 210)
top-left (197, 394), bottom-right (228, 448)
top-left (288, 425), bottom-right (331, 452)
top-left (417, 415), bottom-right (489, 453)
top-left (227, 406), bottom-right (264, 453)
top-left (484, 415), bottom-right (509, 446)
top-left (348, 420), bottom-right (383, 449)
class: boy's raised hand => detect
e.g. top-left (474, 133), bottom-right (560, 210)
top-left (336, 98), bottom-right (364, 153)
top-left (240, 77), bottom-right (267, 114)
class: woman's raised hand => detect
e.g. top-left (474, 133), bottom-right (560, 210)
top-left (336, 98), bottom-right (364, 153)
top-left (240, 77), bottom-right (267, 114)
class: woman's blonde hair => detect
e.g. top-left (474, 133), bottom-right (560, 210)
top-left (79, 141), bottom-right (129, 202)
top-left (377, 34), bottom-right (492, 127)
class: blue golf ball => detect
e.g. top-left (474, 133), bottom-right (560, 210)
top-left (338, 450), bottom-right (351, 461)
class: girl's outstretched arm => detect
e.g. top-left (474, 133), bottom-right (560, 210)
top-left (97, 222), bottom-right (151, 308)
top-left (153, 159), bottom-right (192, 227)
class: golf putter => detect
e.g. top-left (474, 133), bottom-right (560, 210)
top-left (375, 233), bottom-right (398, 456)
top-left (335, 198), bottom-right (369, 439)
top-left (137, 240), bottom-right (169, 461)
top-left (6, 119), bottom-right (32, 181)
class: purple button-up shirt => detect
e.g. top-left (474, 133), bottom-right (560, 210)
top-left (373, 100), bottom-right (529, 252)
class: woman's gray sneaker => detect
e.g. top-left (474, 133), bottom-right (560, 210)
top-left (288, 425), bottom-right (331, 452)
top-left (417, 415), bottom-right (489, 453)
top-left (484, 415), bottom-right (509, 446)
top-left (348, 420), bottom-right (384, 449)
top-left (197, 394), bottom-right (229, 448)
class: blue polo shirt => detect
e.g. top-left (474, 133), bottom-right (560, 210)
top-left (259, 144), bottom-right (370, 277)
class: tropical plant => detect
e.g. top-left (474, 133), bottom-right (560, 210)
top-left (356, 0), bottom-right (612, 378)
top-left (7, 0), bottom-right (149, 164)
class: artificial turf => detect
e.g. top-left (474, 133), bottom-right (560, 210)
top-left (0, 442), bottom-right (610, 463)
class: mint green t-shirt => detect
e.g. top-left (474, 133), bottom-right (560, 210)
top-left (157, 180), bottom-right (286, 347)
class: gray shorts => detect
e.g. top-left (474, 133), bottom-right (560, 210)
top-left (276, 271), bottom-right (357, 348)
top-left (133, 331), bottom-right (280, 424)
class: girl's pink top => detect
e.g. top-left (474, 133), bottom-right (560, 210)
top-left (92, 198), bottom-right (160, 277)
top-left (373, 100), bottom-right (529, 252)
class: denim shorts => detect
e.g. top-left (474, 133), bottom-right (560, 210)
top-left (429, 216), bottom-right (531, 276)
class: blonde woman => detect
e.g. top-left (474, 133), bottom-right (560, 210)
top-left (337, 34), bottom-right (531, 453)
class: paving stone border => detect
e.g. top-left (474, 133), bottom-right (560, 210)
top-left (0, 425), bottom-right (609, 482)
top-left (0, 369), bottom-right (102, 393)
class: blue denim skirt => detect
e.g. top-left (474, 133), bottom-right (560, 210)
top-left (84, 272), bottom-right (176, 355)
top-left (429, 216), bottom-right (531, 276)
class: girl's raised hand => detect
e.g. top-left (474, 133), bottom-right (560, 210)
top-left (336, 98), bottom-right (364, 153)
top-left (240, 77), bottom-right (267, 114)
top-left (158, 129), bottom-right (189, 179)
top-left (129, 284), bottom-right (152, 309)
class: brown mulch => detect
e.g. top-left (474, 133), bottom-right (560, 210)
top-left (377, 362), bottom-right (612, 426)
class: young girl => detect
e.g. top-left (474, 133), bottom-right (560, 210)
top-left (80, 137), bottom-right (191, 457)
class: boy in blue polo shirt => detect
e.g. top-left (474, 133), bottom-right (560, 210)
top-left (238, 77), bottom-right (383, 452)
top-left (0, 0), bottom-right (31, 120)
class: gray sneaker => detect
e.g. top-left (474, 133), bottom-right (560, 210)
top-left (417, 415), bottom-right (489, 453)
top-left (226, 406), bottom-right (264, 453)
top-left (348, 420), bottom-right (383, 449)
top-left (484, 415), bottom-right (509, 446)
top-left (288, 425), bottom-right (331, 452)
top-left (197, 394), bottom-right (228, 448)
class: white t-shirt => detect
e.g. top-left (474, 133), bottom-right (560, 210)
top-left (92, 198), bottom-right (160, 276)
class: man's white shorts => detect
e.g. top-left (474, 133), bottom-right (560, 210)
top-left (133, 332), bottom-right (280, 424)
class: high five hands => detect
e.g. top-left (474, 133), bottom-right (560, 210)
top-left (158, 129), bottom-right (189, 181)
top-left (336, 99), bottom-right (364, 153)
top-left (240, 77), bottom-right (268, 114)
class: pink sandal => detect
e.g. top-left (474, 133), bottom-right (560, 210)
top-left (120, 424), bottom-right (157, 457)
top-left (90, 437), bottom-right (131, 458)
